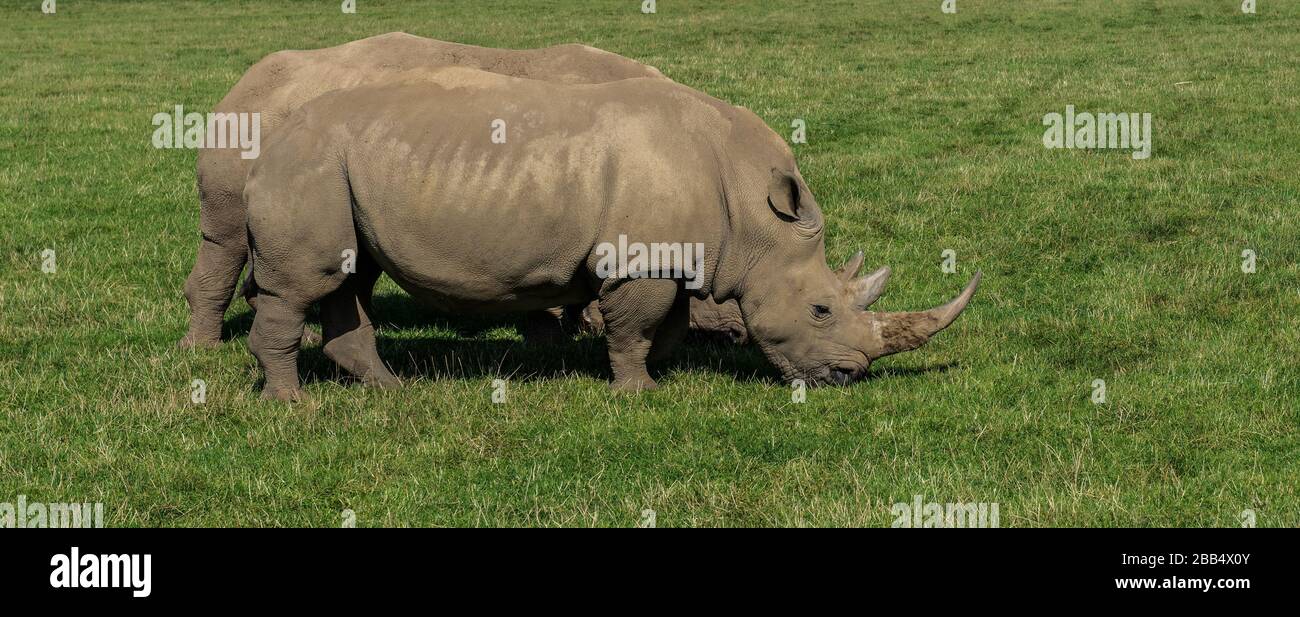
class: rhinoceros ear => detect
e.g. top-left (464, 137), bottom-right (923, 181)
top-left (767, 169), bottom-right (820, 229)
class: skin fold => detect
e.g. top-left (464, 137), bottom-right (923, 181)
top-left (243, 68), bottom-right (979, 400)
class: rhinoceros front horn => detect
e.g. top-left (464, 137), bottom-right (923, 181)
top-left (868, 271), bottom-right (981, 359)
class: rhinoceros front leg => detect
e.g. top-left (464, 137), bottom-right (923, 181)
top-left (599, 278), bottom-right (679, 391)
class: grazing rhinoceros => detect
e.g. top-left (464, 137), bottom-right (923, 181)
top-left (243, 67), bottom-right (979, 400)
top-left (179, 32), bottom-right (671, 349)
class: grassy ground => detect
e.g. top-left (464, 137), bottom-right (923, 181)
top-left (1, 0), bottom-right (1297, 527)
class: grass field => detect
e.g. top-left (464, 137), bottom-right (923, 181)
top-left (1, 0), bottom-right (1297, 527)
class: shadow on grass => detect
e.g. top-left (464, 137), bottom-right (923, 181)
top-left (294, 331), bottom-right (782, 387)
top-left (219, 309), bottom-right (254, 342)
top-left (863, 361), bottom-right (960, 380)
top-left (229, 291), bottom-right (957, 390)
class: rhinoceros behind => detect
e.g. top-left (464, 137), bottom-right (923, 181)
top-left (179, 33), bottom-right (668, 349)
top-left (576, 252), bottom-right (893, 345)
top-left (244, 67), bottom-right (978, 400)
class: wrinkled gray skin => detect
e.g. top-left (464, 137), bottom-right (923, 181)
top-left (244, 67), bottom-right (979, 400)
top-left (179, 32), bottom-right (680, 349)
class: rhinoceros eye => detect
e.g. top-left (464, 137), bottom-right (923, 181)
top-left (811, 304), bottom-right (832, 320)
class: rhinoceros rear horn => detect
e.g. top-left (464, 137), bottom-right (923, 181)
top-left (835, 251), bottom-right (866, 281)
top-left (834, 251), bottom-right (891, 309)
top-left (869, 272), bottom-right (981, 359)
top-left (849, 266), bottom-right (891, 309)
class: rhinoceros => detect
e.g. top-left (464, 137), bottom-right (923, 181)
top-left (243, 67), bottom-right (979, 400)
top-left (179, 33), bottom-right (670, 349)
top-left (180, 33), bottom-right (882, 350)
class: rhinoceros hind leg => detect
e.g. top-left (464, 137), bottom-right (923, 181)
top-left (249, 294), bottom-right (310, 402)
top-left (243, 272), bottom-right (323, 347)
top-left (320, 265), bottom-right (399, 389)
top-left (245, 157), bottom-right (357, 400)
top-left (178, 235), bottom-right (247, 349)
top-left (600, 278), bottom-right (678, 391)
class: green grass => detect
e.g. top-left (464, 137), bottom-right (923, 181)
top-left (1, 0), bottom-right (1298, 527)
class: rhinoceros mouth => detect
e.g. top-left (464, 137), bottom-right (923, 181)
top-left (823, 363), bottom-right (866, 386)
top-left (758, 341), bottom-right (867, 387)
top-left (808, 359), bottom-right (868, 387)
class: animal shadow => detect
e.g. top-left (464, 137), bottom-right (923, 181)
top-left (233, 291), bottom-right (957, 389)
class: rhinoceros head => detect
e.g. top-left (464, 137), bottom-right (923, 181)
top-left (687, 252), bottom-right (889, 346)
top-left (717, 122), bottom-right (979, 386)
